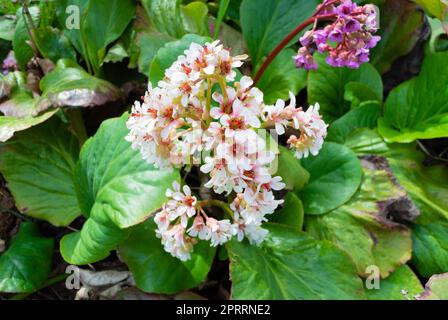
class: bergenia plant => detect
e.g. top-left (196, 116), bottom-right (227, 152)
top-left (125, 0), bottom-right (380, 261)
top-left (126, 41), bottom-right (328, 260)
top-left (5, 0), bottom-right (446, 302)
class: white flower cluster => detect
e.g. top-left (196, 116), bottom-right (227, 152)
top-left (126, 40), bottom-right (328, 260)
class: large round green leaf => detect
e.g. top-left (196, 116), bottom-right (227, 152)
top-left (0, 222), bottom-right (54, 293)
top-left (387, 144), bottom-right (448, 277)
top-left (297, 142), bottom-right (363, 215)
top-left (327, 101), bottom-right (381, 144)
top-left (306, 168), bottom-right (412, 278)
top-left (364, 265), bottom-right (423, 300)
top-left (61, 113), bottom-right (180, 265)
top-left (227, 223), bottom-right (366, 299)
top-left (0, 116), bottom-right (81, 226)
top-left (378, 51), bottom-right (448, 142)
top-left (307, 54), bottom-right (383, 122)
top-left (118, 219), bottom-right (216, 294)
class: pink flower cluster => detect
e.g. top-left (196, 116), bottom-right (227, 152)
top-left (294, 0), bottom-right (380, 70)
top-left (126, 40), bottom-right (327, 260)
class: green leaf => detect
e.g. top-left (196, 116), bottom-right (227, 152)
top-left (12, 6), bottom-right (40, 70)
top-left (256, 49), bottom-right (307, 105)
top-left (118, 219), bottom-right (216, 294)
top-left (0, 222), bottom-right (53, 293)
top-left (297, 142), bottom-right (363, 215)
top-left (55, 0), bottom-right (89, 62)
top-left (412, 0), bottom-right (446, 19)
top-left (38, 60), bottom-right (122, 109)
top-left (344, 129), bottom-right (390, 156)
top-left (387, 144), bottom-right (448, 221)
top-left (412, 221), bottom-right (448, 277)
top-left (149, 34), bottom-right (209, 86)
top-left (370, 0), bottom-right (425, 74)
top-left (227, 223), bottom-right (366, 299)
top-left (181, 1), bottom-right (210, 36)
top-left (56, 0), bottom-right (135, 73)
top-left (228, 0), bottom-right (243, 21)
top-left (213, 0), bottom-right (230, 39)
top-left (344, 83), bottom-right (381, 108)
top-left (82, 0), bottom-right (136, 71)
top-left (212, 20), bottom-right (246, 56)
top-left (364, 265), bottom-right (423, 300)
top-left (428, 16), bottom-right (448, 52)
top-left (240, 0), bottom-right (320, 67)
top-left (308, 54), bottom-right (383, 122)
top-left (276, 145), bottom-right (310, 191)
top-left (61, 114), bottom-right (180, 265)
top-left (131, 17), bottom-right (174, 77)
top-left (142, 0), bottom-right (185, 38)
top-left (0, 85), bottom-right (39, 118)
top-left (271, 192), bottom-right (304, 230)
top-left (34, 26), bottom-right (77, 62)
top-left (306, 168), bottom-right (412, 277)
top-left (103, 43), bottom-right (129, 65)
top-left (0, 15), bottom-right (16, 41)
top-left (419, 273), bottom-right (448, 300)
top-left (327, 101), bottom-right (381, 144)
top-left (0, 117), bottom-right (80, 226)
top-left (0, 108), bottom-right (58, 143)
top-left (378, 51), bottom-right (448, 142)
top-left (60, 214), bottom-right (130, 266)
top-left (386, 144), bottom-right (448, 277)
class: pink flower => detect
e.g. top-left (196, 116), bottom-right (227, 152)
top-left (293, 0), bottom-right (381, 70)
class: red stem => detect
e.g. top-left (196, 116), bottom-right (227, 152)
top-left (253, 13), bottom-right (336, 85)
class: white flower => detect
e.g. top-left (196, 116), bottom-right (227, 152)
top-left (207, 218), bottom-right (236, 246)
top-left (263, 92), bottom-right (297, 135)
top-left (158, 224), bottom-right (195, 261)
top-left (288, 103), bottom-right (328, 159)
top-left (221, 98), bottom-right (261, 130)
top-left (244, 223), bottom-right (268, 245)
top-left (154, 210), bottom-right (170, 231)
top-left (210, 87), bottom-right (237, 120)
top-left (164, 182), bottom-right (197, 227)
top-left (187, 216), bottom-right (209, 240)
top-left (125, 40), bottom-right (328, 261)
top-left (263, 176), bottom-right (286, 191)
